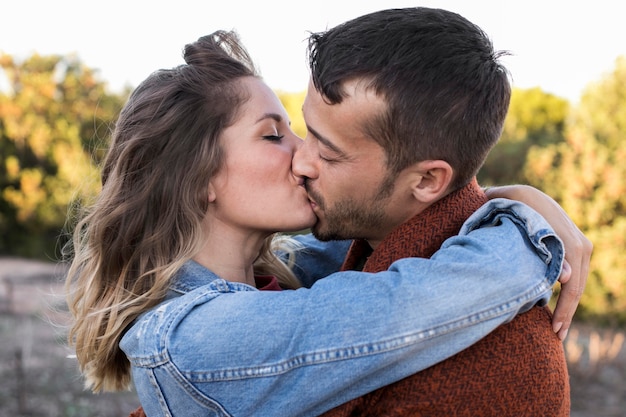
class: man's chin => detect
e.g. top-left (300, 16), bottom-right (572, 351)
top-left (311, 223), bottom-right (345, 242)
top-left (311, 223), bottom-right (329, 241)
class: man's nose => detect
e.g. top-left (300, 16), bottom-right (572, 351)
top-left (292, 137), bottom-right (318, 180)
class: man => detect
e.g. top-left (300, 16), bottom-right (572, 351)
top-left (292, 7), bottom-right (584, 416)
top-left (127, 9), bottom-right (591, 416)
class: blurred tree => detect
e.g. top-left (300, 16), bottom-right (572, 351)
top-left (525, 56), bottom-right (626, 323)
top-left (0, 53), bottom-right (125, 258)
top-left (478, 87), bottom-right (569, 186)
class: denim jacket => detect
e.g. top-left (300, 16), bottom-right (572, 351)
top-left (120, 199), bottom-right (564, 417)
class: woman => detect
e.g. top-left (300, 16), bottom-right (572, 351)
top-left (66, 30), bottom-right (315, 391)
top-left (66, 31), bottom-right (581, 416)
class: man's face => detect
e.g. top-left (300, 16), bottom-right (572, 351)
top-left (292, 80), bottom-right (412, 247)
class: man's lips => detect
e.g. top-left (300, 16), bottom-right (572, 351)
top-left (303, 182), bottom-right (321, 211)
top-left (298, 181), bottom-right (316, 208)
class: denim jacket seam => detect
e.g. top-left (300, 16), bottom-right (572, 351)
top-left (147, 369), bottom-right (173, 417)
top-left (178, 280), bottom-right (551, 382)
top-left (162, 361), bottom-right (232, 415)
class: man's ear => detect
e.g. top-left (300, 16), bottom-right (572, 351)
top-left (409, 160), bottom-right (454, 204)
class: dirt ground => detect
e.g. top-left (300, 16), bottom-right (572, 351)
top-left (1, 257), bottom-right (624, 417)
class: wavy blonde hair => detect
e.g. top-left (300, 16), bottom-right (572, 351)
top-left (65, 31), bottom-right (301, 393)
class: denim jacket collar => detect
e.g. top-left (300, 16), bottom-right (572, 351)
top-left (169, 259), bottom-right (258, 297)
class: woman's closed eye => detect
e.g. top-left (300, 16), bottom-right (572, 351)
top-left (263, 134), bottom-right (285, 142)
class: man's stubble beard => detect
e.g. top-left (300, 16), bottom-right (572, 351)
top-left (307, 174), bottom-right (396, 242)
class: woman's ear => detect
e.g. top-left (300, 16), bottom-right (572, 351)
top-left (207, 182), bottom-right (217, 203)
top-left (410, 160), bottom-right (454, 204)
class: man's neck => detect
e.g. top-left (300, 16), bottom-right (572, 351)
top-left (341, 179), bottom-right (487, 273)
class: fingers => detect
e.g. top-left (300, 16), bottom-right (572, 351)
top-left (552, 233), bottom-right (592, 341)
top-left (551, 261), bottom-right (571, 339)
top-left (557, 260), bottom-right (571, 284)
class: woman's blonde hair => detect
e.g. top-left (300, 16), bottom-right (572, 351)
top-left (65, 31), bottom-right (301, 393)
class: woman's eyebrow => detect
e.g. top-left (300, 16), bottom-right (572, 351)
top-left (255, 113), bottom-right (284, 124)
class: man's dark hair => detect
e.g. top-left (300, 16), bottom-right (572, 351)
top-left (307, 7), bottom-right (511, 190)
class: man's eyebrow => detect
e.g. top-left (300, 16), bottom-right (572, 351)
top-left (307, 124), bottom-right (345, 156)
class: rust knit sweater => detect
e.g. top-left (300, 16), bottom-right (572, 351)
top-left (321, 179), bottom-right (570, 417)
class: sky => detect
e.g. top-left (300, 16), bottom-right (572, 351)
top-left (2, 0), bottom-right (625, 103)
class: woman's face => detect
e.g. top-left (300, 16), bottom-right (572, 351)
top-left (208, 77), bottom-right (316, 234)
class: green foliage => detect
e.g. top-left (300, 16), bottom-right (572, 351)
top-left (478, 57), bottom-right (626, 323)
top-left (578, 218), bottom-right (626, 324)
top-left (520, 57), bottom-right (626, 324)
top-left (1, 50), bottom-right (624, 324)
top-left (0, 53), bottom-right (125, 259)
top-left (478, 87), bottom-right (569, 186)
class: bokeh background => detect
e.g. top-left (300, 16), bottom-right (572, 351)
top-left (1, 1), bottom-right (625, 416)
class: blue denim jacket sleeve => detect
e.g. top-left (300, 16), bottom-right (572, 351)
top-left (120, 199), bottom-right (563, 417)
